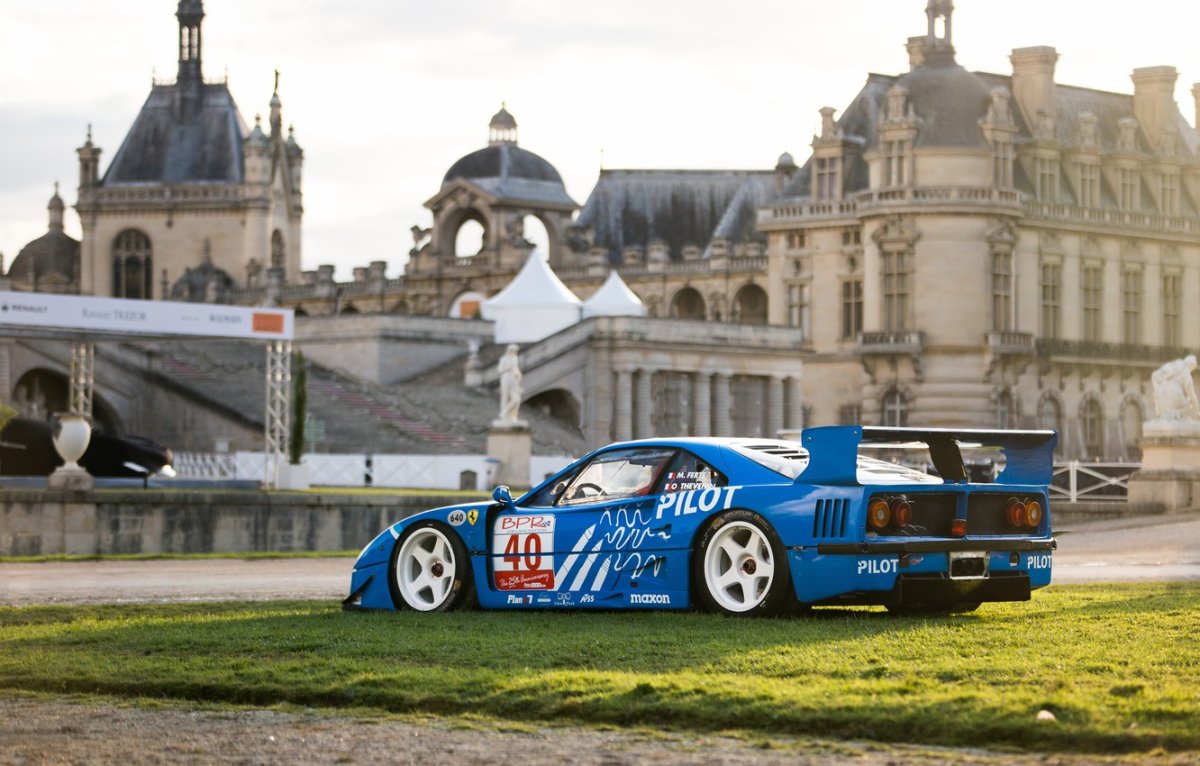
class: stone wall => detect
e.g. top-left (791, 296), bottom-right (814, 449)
top-left (0, 489), bottom-right (480, 556)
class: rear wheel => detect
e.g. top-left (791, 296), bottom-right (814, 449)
top-left (693, 510), bottom-right (792, 616)
top-left (389, 522), bottom-right (474, 611)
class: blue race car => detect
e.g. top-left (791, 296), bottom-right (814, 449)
top-left (345, 426), bottom-right (1057, 616)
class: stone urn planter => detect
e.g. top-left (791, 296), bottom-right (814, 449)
top-left (52, 413), bottom-right (92, 469)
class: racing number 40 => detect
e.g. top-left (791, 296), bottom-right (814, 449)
top-left (503, 533), bottom-right (542, 570)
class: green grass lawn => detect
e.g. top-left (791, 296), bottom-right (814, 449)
top-left (1, 583), bottom-right (1197, 754)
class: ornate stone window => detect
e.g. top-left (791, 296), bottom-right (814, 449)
top-left (1037, 395), bottom-right (1062, 433)
top-left (995, 389), bottom-right (1017, 429)
top-left (881, 389), bottom-right (908, 427)
top-left (1120, 399), bottom-right (1144, 461)
top-left (1040, 261), bottom-right (1062, 339)
top-left (271, 229), bottom-right (285, 270)
top-left (1081, 265), bottom-right (1103, 342)
top-left (838, 404), bottom-right (862, 426)
top-left (786, 283), bottom-right (810, 337)
top-left (841, 279), bottom-right (863, 340)
top-left (1163, 272), bottom-right (1182, 347)
top-left (992, 250), bottom-right (1013, 332)
top-left (1081, 398), bottom-right (1105, 459)
top-left (1037, 158), bottom-right (1058, 202)
top-left (882, 249), bottom-right (911, 332)
top-left (112, 229), bottom-right (153, 299)
top-left (1121, 268), bottom-right (1143, 345)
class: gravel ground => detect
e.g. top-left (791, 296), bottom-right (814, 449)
top-left (3, 696), bottom-right (1198, 766)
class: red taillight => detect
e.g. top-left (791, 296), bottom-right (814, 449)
top-left (950, 518), bottom-right (968, 537)
top-left (868, 498), bottom-right (891, 529)
top-left (1026, 500), bottom-right (1043, 527)
top-left (891, 498), bottom-right (912, 527)
top-left (1005, 498), bottom-right (1027, 527)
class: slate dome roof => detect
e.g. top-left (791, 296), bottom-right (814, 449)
top-left (443, 143), bottom-right (565, 186)
top-left (895, 61), bottom-right (991, 149)
top-left (440, 108), bottom-right (576, 208)
top-left (9, 188), bottom-right (79, 285)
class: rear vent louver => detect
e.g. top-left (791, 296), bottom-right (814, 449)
top-left (813, 498), bottom-right (849, 539)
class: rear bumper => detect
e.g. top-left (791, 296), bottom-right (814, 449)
top-left (816, 538), bottom-right (1056, 555)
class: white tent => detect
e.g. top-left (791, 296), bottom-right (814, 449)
top-left (581, 269), bottom-right (647, 319)
top-left (481, 255), bottom-right (582, 343)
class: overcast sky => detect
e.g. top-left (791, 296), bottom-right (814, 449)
top-left (2, 0), bottom-right (1198, 279)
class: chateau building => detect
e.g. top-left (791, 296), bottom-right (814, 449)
top-left (759, 2), bottom-right (1200, 459)
top-left (72, 0), bottom-right (303, 302)
top-left (7, 1), bottom-right (1200, 461)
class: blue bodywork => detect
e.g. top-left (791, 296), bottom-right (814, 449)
top-left (346, 426), bottom-right (1057, 612)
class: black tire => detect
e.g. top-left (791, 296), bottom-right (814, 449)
top-left (692, 510), bottom-right (794, 616)
top-left (387, 521), bottom-right (475, 612)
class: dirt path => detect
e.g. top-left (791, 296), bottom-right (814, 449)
top-left (2, 696), bottom-right (1196, 766)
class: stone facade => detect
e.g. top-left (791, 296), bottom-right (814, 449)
top-left (72, 1), bottom-right (303, 302)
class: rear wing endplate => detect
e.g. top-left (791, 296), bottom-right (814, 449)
top-left (796, 426), bottom-right (1058, 487)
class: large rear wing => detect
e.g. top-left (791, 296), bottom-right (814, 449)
top-left (796, 426), bottom-right (1058, 487)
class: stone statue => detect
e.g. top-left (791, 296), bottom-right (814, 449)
top-left (497, 344), bottom-right (523, 424)
top-left (1150, 355), bottom-right (1200, 422)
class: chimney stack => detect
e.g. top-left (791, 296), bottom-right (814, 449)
top-left (1010, 47), bottom-right (1059, 131)
top-left (1191, 83), bottom-right (1200, 136)
top-left (1131, 66), bottom-right (1178, 151)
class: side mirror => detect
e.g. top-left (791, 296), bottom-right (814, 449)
top-left (492, 485), bottom-right (515, 509)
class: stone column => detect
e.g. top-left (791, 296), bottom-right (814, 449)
top-left (614, 368), bottom-right (634, 442)
top-left (767, 375), bottom-right (785, 438)
top-left (692, 372), bottom-right (711, 437)
top-left (635, 368), bottom-right (654, 439)
top-left (786, 376), bottom-right (805, 431)
top-left (713, 372), bottom-right (732, 436)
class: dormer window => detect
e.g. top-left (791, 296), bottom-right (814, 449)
top-left (1077, 162), bottom-right (1099, 207)
top-left (883, 140), bottom-right (909, 187)
top-left (815, 157), bottom-right (840, 200)
top-left (1037, 158), bottom-right (1059, 201)
top-left (1161, 172), bottom-right (1180, 216)
top-left (1118, 167), bottom-right (1139, 210)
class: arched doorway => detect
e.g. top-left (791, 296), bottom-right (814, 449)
top-left (525, 388), bottom-right (581, 431)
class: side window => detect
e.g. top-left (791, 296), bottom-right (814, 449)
top-left (524, 467), bottom-right (579, 507)
top-left (659, 451), bottom-right (726, 494)
top-left (558, 448), bottom-right (675, 506)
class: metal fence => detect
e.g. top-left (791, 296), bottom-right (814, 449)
top-left (1050, 461), bottom-right (1141, 503)
top-left (173, 451), bottom-right (573, 491)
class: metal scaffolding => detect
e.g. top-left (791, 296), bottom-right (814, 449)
top-left (69, 341), bottom-right (94, 419)
top-left (264, 339), bottom-right (292, 489)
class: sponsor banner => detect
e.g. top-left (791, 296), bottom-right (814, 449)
top-left (493, 514), bottom-right (556, 591)
top-left (0, 290), bottom-right (293, 341)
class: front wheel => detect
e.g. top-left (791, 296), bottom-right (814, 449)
top-left (389, 522), bottom-right (474, 611)
top-left (693, 510), bottom-right (793, 616)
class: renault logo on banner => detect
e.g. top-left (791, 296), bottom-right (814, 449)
top-left (0, 290), bottom-right (293, 341)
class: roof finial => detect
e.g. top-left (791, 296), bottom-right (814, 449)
top-left (274, 69), bottom-right (280, 95)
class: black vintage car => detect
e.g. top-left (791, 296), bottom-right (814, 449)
top-left (0, 417), bottom-right (174, 478)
